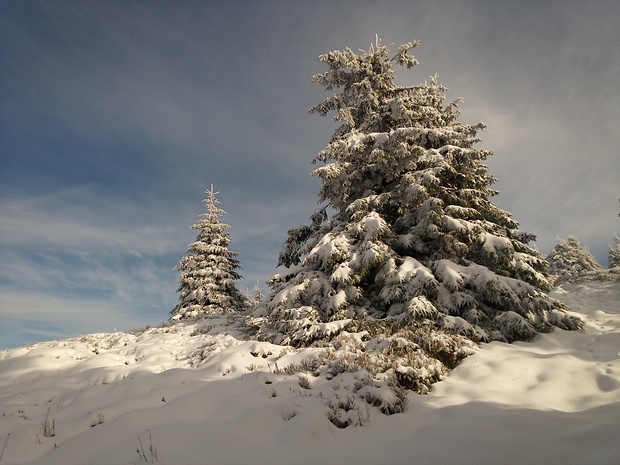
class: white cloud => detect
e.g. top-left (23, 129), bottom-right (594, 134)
top-left (0, 291), bottom-right (164, 349)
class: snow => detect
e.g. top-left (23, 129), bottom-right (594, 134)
top-left (308, 233), bottom-right (350, 264)
top-left (271, 280), bottom-right (307, 306)
top-left (330, 262), bottom-right (352, 283)
top-left (480, 232), bottom-right (513, 256)
top-left (354, 212), bottom-right (388, 240)
top-left (1, 281), bottom-right (619, 465)
top-left (327, 289), bottom-right (347, 310)
top-left (392, 256), bottom-right (431, 284)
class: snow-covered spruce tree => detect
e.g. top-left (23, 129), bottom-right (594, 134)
top-left (249, 39), bottom-right (583, 395)
top-left (252, 282), bottom-right (264, 306)
top-left (611, 200), bottom-right (620, 269)
top-left (609, 234), bottom-right (620, 269)
top-left (171, 186), bottom-right (245, 320)
top-left (546, 236), bottom-right (604, 284)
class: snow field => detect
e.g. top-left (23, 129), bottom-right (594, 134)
top-left (0, 281), bottom-right (619, 465)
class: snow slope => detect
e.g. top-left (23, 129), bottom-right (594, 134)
top-left (0, 281), bottom-right (618, 465)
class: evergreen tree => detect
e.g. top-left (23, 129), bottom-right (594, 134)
top-left (244, 282), bottom-right (265, 307)
top-left (250, 39), bottom-right (582, 349)
top-left (252, 282), bottom-right (264, 306)
top-left (547, 236), bottom-right (603, 284)
top-left (609, 234), bottom-right (620, 269)
top-left (171, 186), bottom-right (245, 320)
top-left (611, 199), bottom-right (620, 269)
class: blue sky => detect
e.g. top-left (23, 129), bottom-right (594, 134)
top-left (1, 0), bottom-right (619, 349)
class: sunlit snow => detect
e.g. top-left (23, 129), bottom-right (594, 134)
top-left (0, 281), bottom-right (618, 465)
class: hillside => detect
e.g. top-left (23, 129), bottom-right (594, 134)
top-left (0, 281), bottom-right (618, 465)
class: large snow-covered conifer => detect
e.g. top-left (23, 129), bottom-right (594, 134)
top-left (171, 186), bottom-right (245, 320)
top-left (250, 39), bottom-right (582, 351)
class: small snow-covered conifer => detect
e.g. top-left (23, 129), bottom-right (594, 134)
top-left (250, 39), bottom-right (582, 351)
top-left (171, 186), bottom-right (245, 320)
top-left (547, 236), bottom-right (603, 284)
top-left (252, 282), bottom-right (264, 306)
top-left (609, 234), bottom-right (620, 269)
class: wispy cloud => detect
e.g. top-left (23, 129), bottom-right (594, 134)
top-left (0, 291), bottom-right (163, 349)
top-left (0, 187), bottom-right (182, 255)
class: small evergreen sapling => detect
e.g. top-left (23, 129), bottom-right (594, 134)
top-left (250, 39), bottom-right (582, 356)
top-left (171, 186), bottom-right (245, 320)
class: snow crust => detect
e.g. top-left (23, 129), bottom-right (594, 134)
top-left (0, 282), bottom-right (619, 465)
